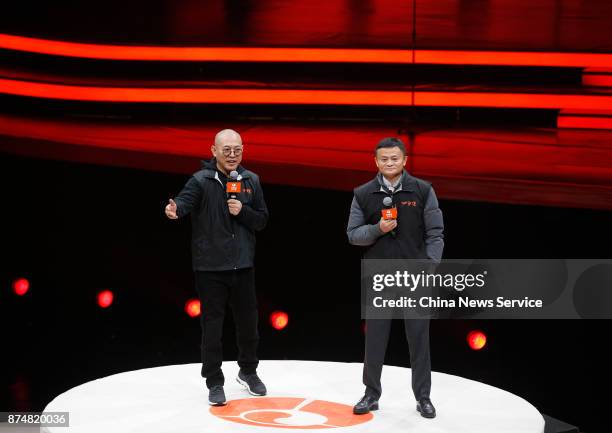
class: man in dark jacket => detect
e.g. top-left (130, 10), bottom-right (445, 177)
top-left (165, 129), bottom-right (268, 406)
top-left (347, 137), bottom-right (444, 419)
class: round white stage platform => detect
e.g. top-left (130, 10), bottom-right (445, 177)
top-left (43, 360), bottom-right (544, 433)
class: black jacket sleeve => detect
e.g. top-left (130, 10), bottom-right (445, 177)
top-left (174, 176), bottom-right (203, 218)
top-left (235, 178), bottom-right (269, 231)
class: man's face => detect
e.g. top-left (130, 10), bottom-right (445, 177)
top-left (212, 137), bottom-right (243, 173)
top-left (375, 146), bottom-right (407, 179)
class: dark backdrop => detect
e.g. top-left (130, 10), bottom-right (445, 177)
top-left (1, 153), bottom-right (610, 432)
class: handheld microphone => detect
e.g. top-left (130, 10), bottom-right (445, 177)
top-left (227, 170), bottom-right (241, 199)
top-left (382, 196), bottom-right (397, 237)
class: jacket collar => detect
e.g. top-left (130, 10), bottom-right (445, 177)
top-left (201, 158), bottom-right (250, 180)
top-left (374, 170), bottom-right (415, 194)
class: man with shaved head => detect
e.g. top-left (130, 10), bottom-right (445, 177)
top-left (165, 129), bottom-right (269, 406)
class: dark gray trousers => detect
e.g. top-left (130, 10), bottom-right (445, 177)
top-left (363, 318), bottom-right (431, 400)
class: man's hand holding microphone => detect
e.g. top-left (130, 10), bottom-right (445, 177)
top-left (379, 217), bottom-right (397, 233)
top-left (380, 196), bottom-right (397, 235)
top-left (166, 170), bottom-right (243, 219)
top-left (227, 170), bottom-right (242, 216)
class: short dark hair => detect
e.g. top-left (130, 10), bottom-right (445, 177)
top-left (375, 137), bottom-right (406, 156)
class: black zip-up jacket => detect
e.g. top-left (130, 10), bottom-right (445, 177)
top-left (173, 159), bottom-right (268, 271)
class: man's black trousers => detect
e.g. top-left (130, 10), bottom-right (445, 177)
top-left (195, 268), bottom-right (259, 388)
top-left (363, 318), bottom-right (431, 400)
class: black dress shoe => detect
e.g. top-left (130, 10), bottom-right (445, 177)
top-left (416, 397), bottom-right (436, 418)
top-left (353, 395), bottom-right (379, 415)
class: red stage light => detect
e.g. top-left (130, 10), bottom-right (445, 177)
top-left (97, 290), bottom-right (114, 308)
top-left (12, 278), bottom-right (30, 296)
top-left (270, 311), bottom-right (289, 330)
top-left (185, 299), bottom-right (201, 318)
top-left (467, 330), bottom-right (487, 350)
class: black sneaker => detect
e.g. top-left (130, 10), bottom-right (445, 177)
top-left (208, 385), bottom-right (227, 406)
top-left (236, 371), bottom-right (267, 396)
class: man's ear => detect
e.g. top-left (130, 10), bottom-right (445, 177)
top-left (402, 156), bottom-right (408, 167)
top-left (211, 145), bottom-right (216, 156)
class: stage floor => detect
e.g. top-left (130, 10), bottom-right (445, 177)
top-left (43, 360), bottom-right (544, 433)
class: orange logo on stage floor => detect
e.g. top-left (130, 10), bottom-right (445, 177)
top-left (210, 397), bottom-right (374, 429)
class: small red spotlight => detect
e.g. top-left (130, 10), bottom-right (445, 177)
top-left (97, 290), bottom-right (114, 308)
top-left (270, 311), bottom-right (289, 330)
top-left (467, 330), bottom-right (487, 350)
top-left (185, 299), bottom-right (201, 318)
top-left (13, 278), bottom-right (30, 296)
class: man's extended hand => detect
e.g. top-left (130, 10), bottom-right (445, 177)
top-left (165, 198), bottom-right (178, 219)
top-left (379, 217), bottom-right (397, 233)
top-left (227, 199), bottom-right (242, 216)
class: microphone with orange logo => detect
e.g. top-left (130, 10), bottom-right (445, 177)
top-left (382, 196), bottom-right (397, 237)
top-left (227, 170), bottom-right (241, 199)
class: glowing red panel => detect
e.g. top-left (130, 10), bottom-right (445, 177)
top-left (1, 113), bottom-right (612, 210)
top-left (0, 33), bottom-right (409, 63)
top-left (2, 33), bottom-right (612, 67)
top-left (558, 111), bottom-right (612, 129)
top-left (416, 50), bottom-right (612, 68)
top-left (1, 78), bottom-right (612, 110)
top-left (582, 68), bottom-right (612, 87)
